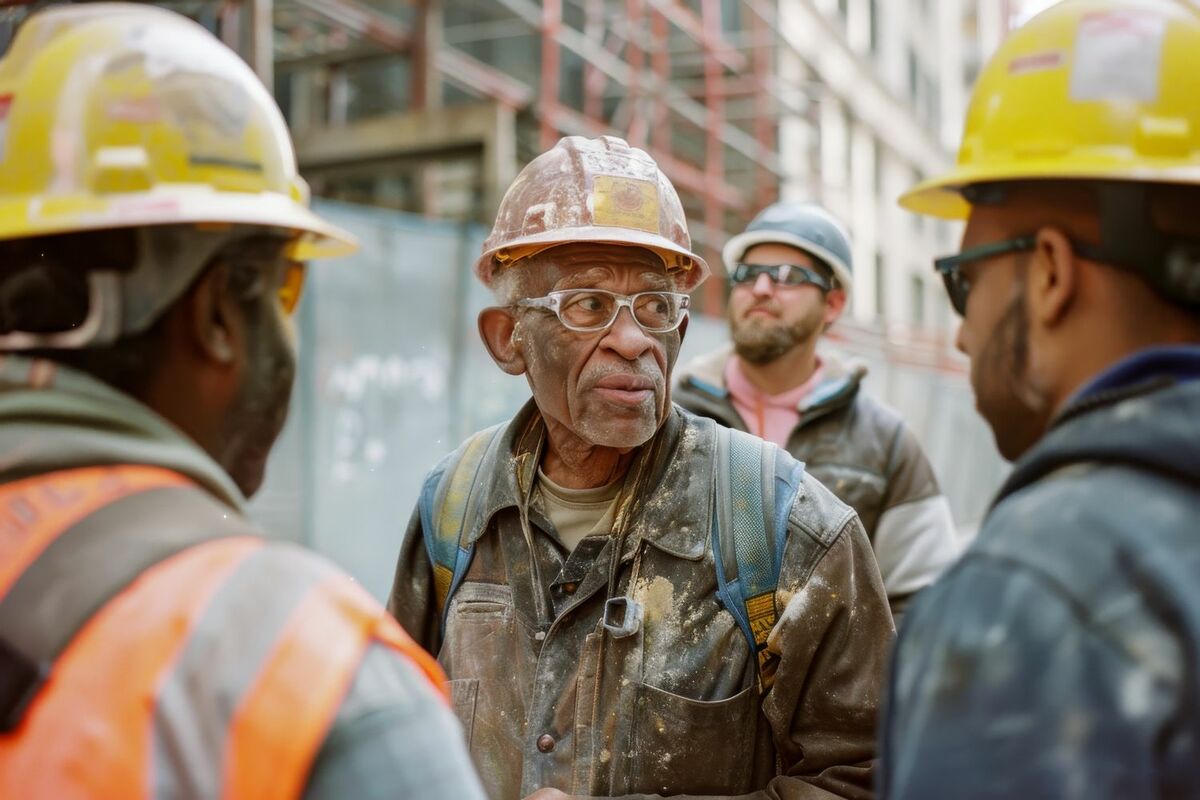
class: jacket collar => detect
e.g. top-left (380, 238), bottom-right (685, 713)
top-left (676, 343), bottom-right (866, 419)
top-left (465, 399), bottom-right (710, 561)
top-left (0, 355), bottom-right (247, 510)
top-left (994, 377), bottom-right (1200, 509)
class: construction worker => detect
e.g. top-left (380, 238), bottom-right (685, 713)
top-left (879, 1), bottom-right (1200, 796)
top-left (387, 134), bottom-right (894, 799)
top-left (0, 5), bottom-right (485, 797)
top-left (675, 202), bottom-right (960, 620)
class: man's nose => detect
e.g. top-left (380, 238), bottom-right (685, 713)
top-left (600, 307), bottom-right (654, 360)
top-left (751, 272), bottom-right (775, 297)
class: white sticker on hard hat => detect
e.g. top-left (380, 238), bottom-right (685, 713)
top-left (592, 175), bottom-right (660, 234)
top-left (1070, 11), bottom-right (1165, 103)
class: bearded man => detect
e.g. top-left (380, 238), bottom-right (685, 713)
top-left (675, 202), bottom-right (959, 619)
top-left (387, 137), bottom-right (893, 799)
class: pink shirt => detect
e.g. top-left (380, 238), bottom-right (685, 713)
top-left (724, 356), bottom-right (826, 448)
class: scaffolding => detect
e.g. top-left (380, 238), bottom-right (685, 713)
top-left (254, 0), bottom-right (797, 312)
top-left (0, 0), bottom-right (1000, 316)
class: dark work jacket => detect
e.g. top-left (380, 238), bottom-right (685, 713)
top-left (389, 401), bottom-right (895, 799)
top-left (880, 348), bottom-right (1200, 798)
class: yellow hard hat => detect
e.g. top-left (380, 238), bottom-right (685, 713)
top-left (0, 2), bottom-right (356, 260)
top-left (901, 0), bottom-right (1200, 219)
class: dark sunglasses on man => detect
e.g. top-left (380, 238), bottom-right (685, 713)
top-left (730, 262), bottom-right (833, 292)
top-left (933, 235), bottom-right (1114, 316)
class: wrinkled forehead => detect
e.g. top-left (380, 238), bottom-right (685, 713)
top-left (525, 243), bottom-right (673, 294)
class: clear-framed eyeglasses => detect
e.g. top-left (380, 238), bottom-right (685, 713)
top-left (515, 288), bottom-right (690, 333)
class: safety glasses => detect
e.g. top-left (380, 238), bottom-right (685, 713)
top-left (278, 261), bottom-right (306, 314)
top-left (934, 235), bottom-right (1110, 316)
top-left (933, 236), bottom-right (1036, 316)
top-left (730, 262), bottom-right (832, 291)
top-left (517, 288), bottom-right (690, 333)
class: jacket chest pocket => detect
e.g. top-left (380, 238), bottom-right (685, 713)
top-left (630, 682), bottom-right (759, 795)
top-left (442, 582), bottom-right (517, 676)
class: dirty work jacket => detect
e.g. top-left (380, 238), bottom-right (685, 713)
top-left (0, 357), bottom-right (486, 800)
top-left (388, 400), bottom-right (894, 799)
top-left (880, 347), bottom-right (1200, 798)
top-left (674, 347), bottom-right (959, 618)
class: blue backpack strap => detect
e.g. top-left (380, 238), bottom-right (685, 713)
top-left (418, 423), bottom-right (507, 634)
top-left (711, 425), bottom-right (806, 681)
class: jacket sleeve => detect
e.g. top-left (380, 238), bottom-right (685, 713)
top-left (303, 643), bottom-right (487, 800)
top-left (386, 503), bottom-right (441, 652)
top-left (872, 422), bottom-right (959, 613)
top-left (879, 556), bottom-right (1181, 799)
top-left (754, 514), bottom-right (895, 799)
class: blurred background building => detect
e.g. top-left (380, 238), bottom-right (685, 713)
top-left (0, 0), bottom-right (1041, 597)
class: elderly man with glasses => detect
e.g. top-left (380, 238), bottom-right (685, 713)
top-left (676, 202), bottom-right (960, 621)
top-left (386, 136), bottom-right (893, 800)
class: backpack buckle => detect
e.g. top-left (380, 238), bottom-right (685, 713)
top-left (602, 596), bottom-right (643, 638)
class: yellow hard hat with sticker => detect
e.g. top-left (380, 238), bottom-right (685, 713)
top-left (0, 2), bottom-right (356, 260)
top-left (901, 0), bottom-right (1200, 219)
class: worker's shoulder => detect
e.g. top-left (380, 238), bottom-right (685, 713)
top-left (787, 466), bottom-right (859, 550)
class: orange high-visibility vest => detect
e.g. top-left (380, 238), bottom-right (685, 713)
top-left (0, 465), bottom-right (446, 799)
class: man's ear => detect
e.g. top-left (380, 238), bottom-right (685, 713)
top-left (1029, 226), bottom-right (1077, 327)
top-left (676, 311), bottom-right (690, 345)
top-left (823, 287), bottom-right (848, 327)
top-left (186, 263), bottom-right (238, 366)
top-left (478, 306), bottom-right (527, 376)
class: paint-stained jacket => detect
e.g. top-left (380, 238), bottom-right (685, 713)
top-left (388, 400), bottom-right (894, 799)
top-left (674, 347), bottom-right (959, 617)
top-left (880, 356), bottom-right (1200, 798)
top-left (0, 357), bottom-right (486, 800)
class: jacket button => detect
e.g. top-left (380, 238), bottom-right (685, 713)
top-left (536, 734), bottom-right (556, 753)
top-left (563, 582), bottom-right (578, 594)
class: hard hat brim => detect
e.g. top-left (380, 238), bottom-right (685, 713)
top-left (900, 160), bottom-right (1200, 220)
top-left (477, 226), bottom-right (711, 293)
top-left (0, 186), bottom-right (359, 259)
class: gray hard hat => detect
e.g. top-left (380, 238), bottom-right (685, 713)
top-left (722, 202), bottom-right (853, 296)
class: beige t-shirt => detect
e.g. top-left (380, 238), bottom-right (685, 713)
top-left (537, 469), bottom-right (620, 552)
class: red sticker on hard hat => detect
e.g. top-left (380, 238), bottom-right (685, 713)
top-left (1071, 11), bottom-right (1164, 102)
top-left (1008, 50), bottom-right (1065, 75)
top-left (0, 94), bottom-right (12, 163)
top-left (592, 175), bottom-right (660, 234)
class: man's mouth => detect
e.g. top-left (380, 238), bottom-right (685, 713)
top-left (743, 305), bottom-right (778, 319)
top-left (592, 374), bottom-right (656, 406)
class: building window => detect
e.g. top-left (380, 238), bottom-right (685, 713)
top-left (868, 0), bottom-right (879, 54)
top-left (910, 274), bottom-right (925, 325)
top-left (873, 140), bottom-right (883, 198)
top-left (875, 253), bottom-right (887, 320)
top-left (907, 47), bottom-right (919, 102)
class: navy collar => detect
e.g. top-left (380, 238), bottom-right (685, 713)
top-left (1069, 345), bottom-right (1200, 407)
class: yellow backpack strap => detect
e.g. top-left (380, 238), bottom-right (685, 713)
top-left (417, 424), bottom-right (507, 628)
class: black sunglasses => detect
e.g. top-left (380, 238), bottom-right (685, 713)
top-left (934, 235), bottom-right (1108, 315)
top-left (933, 236), bottom-right (1035, 316)
top-left (731, 262), bottom-right (833, 291)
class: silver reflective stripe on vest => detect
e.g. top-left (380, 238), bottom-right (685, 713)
top-left (150, 544), bottom-right (337, 797)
